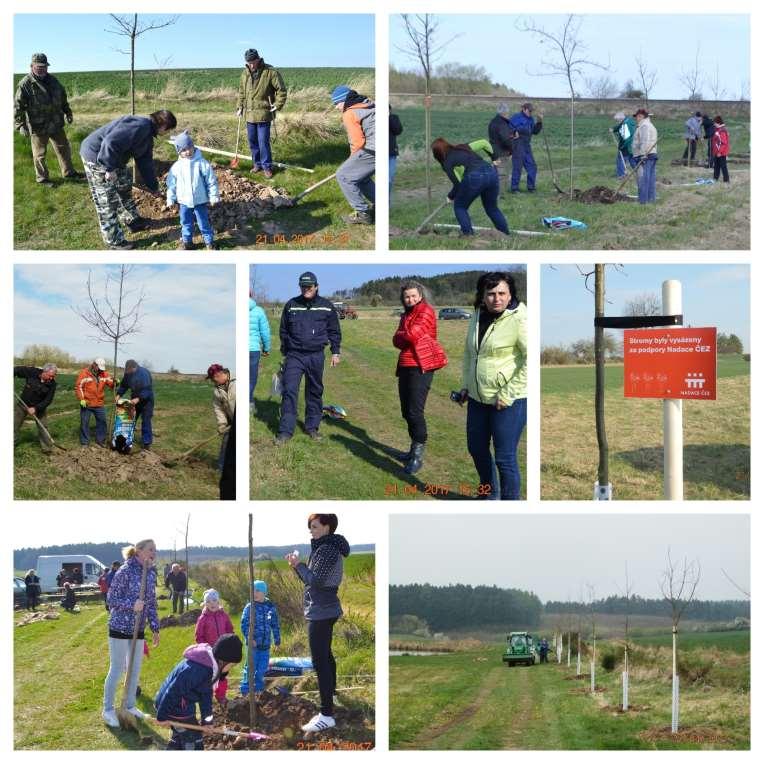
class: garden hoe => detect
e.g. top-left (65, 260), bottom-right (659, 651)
top-left (13, 392), bottom-right (67, 451)
top-left (117, 558), bottom-right (148, 732)
top-left (145, 716), bottom-right (268, 742)
top-left (230, 114), bottom-right (244, 170)
top-left (415, 199), bottom-right (450, 234)
top-left (162, 429), bottom-right (227, 468)
top-left (541, 130), bottom-right (565, 195)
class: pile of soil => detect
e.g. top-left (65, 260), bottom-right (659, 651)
top-left (133, 162), bottom-right (294, 240)
top-left (204, 693), bottom-right (374, 751)
top-left (569, 684), bottom-right (607, 694)
top-left (159, 608), bottom-right (202, 628)
top-left (49, 447), bottom-right (172, 484)
top-left (574, 185), bottom-right (632, 204)
top-left (17, 609), bottom-right (59, 626)
top-left (600, 703), bottom-right (651, 714)
top-left (639, 725), bottom-right (731, 745)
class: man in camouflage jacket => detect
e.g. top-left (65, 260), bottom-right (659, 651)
top-left (14, 53), bottom-right (83, 186)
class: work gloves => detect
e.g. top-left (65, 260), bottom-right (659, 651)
top-left (80, 399), bottom-right (87, 408)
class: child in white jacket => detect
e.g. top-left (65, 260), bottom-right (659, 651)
top-left (166, 131), bottom-right (221, 250)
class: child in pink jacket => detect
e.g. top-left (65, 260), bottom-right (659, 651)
top-left (194, 589), bottom-right (235, 705)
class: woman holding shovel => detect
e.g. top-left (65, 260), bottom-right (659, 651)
top-left (102, 539), bottom-right (160, 728)
top-left (286, 514), bottom-right (350, 733)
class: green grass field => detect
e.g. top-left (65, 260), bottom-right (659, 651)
top-left (390, 110), bottom-right (750, 250)
top-left (14, 67), bottom-right (375, 250)
top-left (14, 375), bottom-right (222, 499)
top-left (389, 635), bottom-right (749, 750)
top-left (541, 355), bottom-right (750, 500)
top-left (14, 555), bottom-right (375, 750)
top-left (250, 309), bottom-right (527, 500)
top-left (631, 630), bottom-right (749, 653)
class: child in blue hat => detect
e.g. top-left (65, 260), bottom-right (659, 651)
top-left (240, 579), bottom-right (281, 695)
top-left (166, 130), bottom-right (221, 250)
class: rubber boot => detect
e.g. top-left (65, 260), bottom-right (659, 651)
top-left (390, 442), bottom-right (414, 463)
top-left (404, 442), bottom-right (425, 475)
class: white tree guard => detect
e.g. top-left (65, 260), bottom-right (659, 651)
top-left (622, 671), bottom-right (629, 711)
top-left (590, 661), bottom-right (596, 692)
top-left (672, 674), bottom-right (680, 733)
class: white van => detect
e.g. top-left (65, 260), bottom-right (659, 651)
top-left (36, 554), bottom-right (107, 592)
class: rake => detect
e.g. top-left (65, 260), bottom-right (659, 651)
top-left (230, 114), bottom-right (244, 169)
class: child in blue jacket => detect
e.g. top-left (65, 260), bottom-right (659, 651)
top-left (166, 130), bottom-right (220, 251)
top-left (240, 580), bottom-right (281, 695)
top-left (154, 633), bottom-right (242, 750)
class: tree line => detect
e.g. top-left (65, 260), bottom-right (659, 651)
top-left (390, 583), bottom-right (543, 631)
top-left (390, 64), bottom-right (521, 96)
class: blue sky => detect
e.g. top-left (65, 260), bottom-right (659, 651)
top-left (14, 265), bottom-right (235, 374)
top-left (391, 14), bottom-right (750, 100)
top-left (250, 264), bottom-right (526, 302)
top-left (14, 14), bottom-right (374, 72)
top-left (541, 264), bottom-right (750, 351)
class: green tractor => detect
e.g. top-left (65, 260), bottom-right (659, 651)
top-left (502, 632), bottom-right (537, 667)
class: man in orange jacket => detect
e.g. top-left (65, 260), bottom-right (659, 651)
top-left (75, 358), bottom-right (115, 447)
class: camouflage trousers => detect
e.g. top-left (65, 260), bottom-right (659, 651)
top-left (82, 162), bottom-right (140, 247)
top-left (30, 129), bottom-right (75, 182)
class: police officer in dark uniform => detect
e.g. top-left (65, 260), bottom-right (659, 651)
top-left (276, 272), bottom-right (342, 444)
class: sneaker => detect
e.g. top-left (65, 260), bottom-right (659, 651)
top-left (342, 211), bottom-right (373, 225)
top-left (109, 240), bottom-right (135, 250)
top-left (64, 171), bottom-right (86, 180)
top-left (307, 430), bottom-right (322, 441)
top-left (126, 706), bottom-right (145, 719)
top-left (274, 434), bottom-right (291, 446)
top-left (250, 166), bottom-right (262, 175)
top-left (178, 240), bottom-right (194, 250)
top-left (263, 168), bottom-right (274, 179)
top-left (301, 713), bottom-right (336, 733)
top-left (102, 709), bottom-right (120, 728)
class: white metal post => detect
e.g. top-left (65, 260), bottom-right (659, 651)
top-left (662, 280), bottom-right (683, 500)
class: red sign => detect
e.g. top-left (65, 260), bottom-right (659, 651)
top-left (623, 327), bottom-right (717, 400)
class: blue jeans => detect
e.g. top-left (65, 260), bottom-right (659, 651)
top-left (135, 398), bottom-right (154, 446)
top-left (278, 351), bottom-right (325, 436)
top-left (466, 397), bottom-right (527, 500)
top-left (179, 203), bottom-right (214, 245)
top-left (453, 164), bottom-right (509, 235)
top-left (240, 647), bottom-right (270, 694)
top-left (636, 154), bottom-right (658, 204)
top-left (616, 152), bottom-right (638, 178)
top-left (249, 350), bottom-right (261, 403)
top-left (246, 121), bottom-right (272, 170)
top-left (79, 405), bottom-right (106, 445)
top-left (389, 156), bottom-right (397, 197)
top-left (511, 139), bottom-right (537, 190)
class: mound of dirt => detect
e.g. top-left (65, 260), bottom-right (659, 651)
top-left (133, 162), bottom-right (294, 239)
top-left (206, 693), bottom-right (374, 750)
top-left (601, 703), bottom-right (651, 714)
top-left (17, 609), bottom-right (59, 626)
top-left (569, 684), bottom-right (607, 694)
top-left (159, 608), bottom-right (202, 628)
top-left (574, 186), bottom-right (632, 204)
top-left (639, 725), bottom-right (731, 745)
top-left (48, 446), bottom-right (172, 484)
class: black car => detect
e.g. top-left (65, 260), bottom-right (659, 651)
top-left (14, 577), bottom-right (27, 608)
top-left (438, 308), bottom-right (472, 320)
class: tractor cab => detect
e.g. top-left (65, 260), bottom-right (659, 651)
top-left (502, 631), bottom-right (537, 666)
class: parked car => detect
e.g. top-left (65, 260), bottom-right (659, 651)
top-left (438, 308), bottom-right (472, 320)
top-left (14, 577), bottom-right (27, 608)
top-left (36, 554), bottom-right (106, 592)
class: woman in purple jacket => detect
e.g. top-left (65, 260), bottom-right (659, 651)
top-left (102, 539), bottom-right (160, 728)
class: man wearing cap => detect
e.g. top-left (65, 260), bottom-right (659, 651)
top-left (507, 103), bottom-right (543, 192)
top-left (14, 53), bottom-right (83, 187)
top-left (236, 49), bottom-right (287, 179)
top-left (332, 85), bottom-right (376, 224)
top-left (75, 358), bottom-right (115, 447)
top-left (488, 103), bottom-right (515, 188)
top-left (116, 360), bottom-right (155, 450)
top-left (276, 272), bottom-right (342, 444)
top-left (207, 364), bottom-right (235, 470)
top-left (682, 111), bottom-right (703, 162)
top-left (632, 108), bottom-right (659, 204)
top-left (612, 111), bottom-right (637, 178)
top-left (14, 363), bottom-right (58, 453)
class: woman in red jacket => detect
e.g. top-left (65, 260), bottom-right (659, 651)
top-left (711, 115), bottom-right (730, 183)
top-left (392, 282), bottom-right (447, 474)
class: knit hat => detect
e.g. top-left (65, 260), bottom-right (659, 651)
top-left (212, 633), bottom-right (243, 664)
top-left (31, 53), bottom-right (49, 66)
top-left (244, 48), bottom-right (260, 62)
top-left (331, 85), bottom-right (352, 105)
top-left (298, 271), bottom-right (318, 287)
top-left (203, 589), bottom-right (220, 604)
top-left (252, 580), bottom-right (268, 594)
top-left (171, 130), bottom-right (194, 153)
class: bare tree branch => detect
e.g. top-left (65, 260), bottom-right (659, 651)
top-left (721, 568), bottom-right (750, 599)
top-left (635, 50), bottom-right (658, 108)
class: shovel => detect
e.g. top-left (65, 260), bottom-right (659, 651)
top-left (541, 130), bottom-right (565, 195)
top-left (117, 558), bottom-right (149, 731)
top-left (290, 172), bottom-right (337, 204)
top-left (230, 114), bottom-right (244, 169)
top-left (145, 716), bottom-right (268, 742)
top-left (162, 429), bottom-right (226, 468)
top-left (415, 199), bottom-right (450, 234)
top-left (615, 140), bottom-right (657, 195)
top-left (14, 393), bottom-right (67, 451)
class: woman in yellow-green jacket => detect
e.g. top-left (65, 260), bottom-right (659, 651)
top-left (458, 272), bottom-right (527, 500)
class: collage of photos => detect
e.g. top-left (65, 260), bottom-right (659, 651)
top-left (5, 3), bottom-right (755, 760)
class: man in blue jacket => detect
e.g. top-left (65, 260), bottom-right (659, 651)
top-left (80, 109), bottom-right (176, 250)
top-left (116, 359), bottom-right (155, 450)
top-left (276, 272), bottom-right (342, 444)
top-left (508, 103), bottom-right (543, 193)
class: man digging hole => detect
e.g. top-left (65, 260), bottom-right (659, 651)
top-left (13, 363), bottom-right (58, 454)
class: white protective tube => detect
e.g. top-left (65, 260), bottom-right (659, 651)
top-left (622, 671), bottom-right (629, 711)
top-left (662, 280), bottom-right (684, 500)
